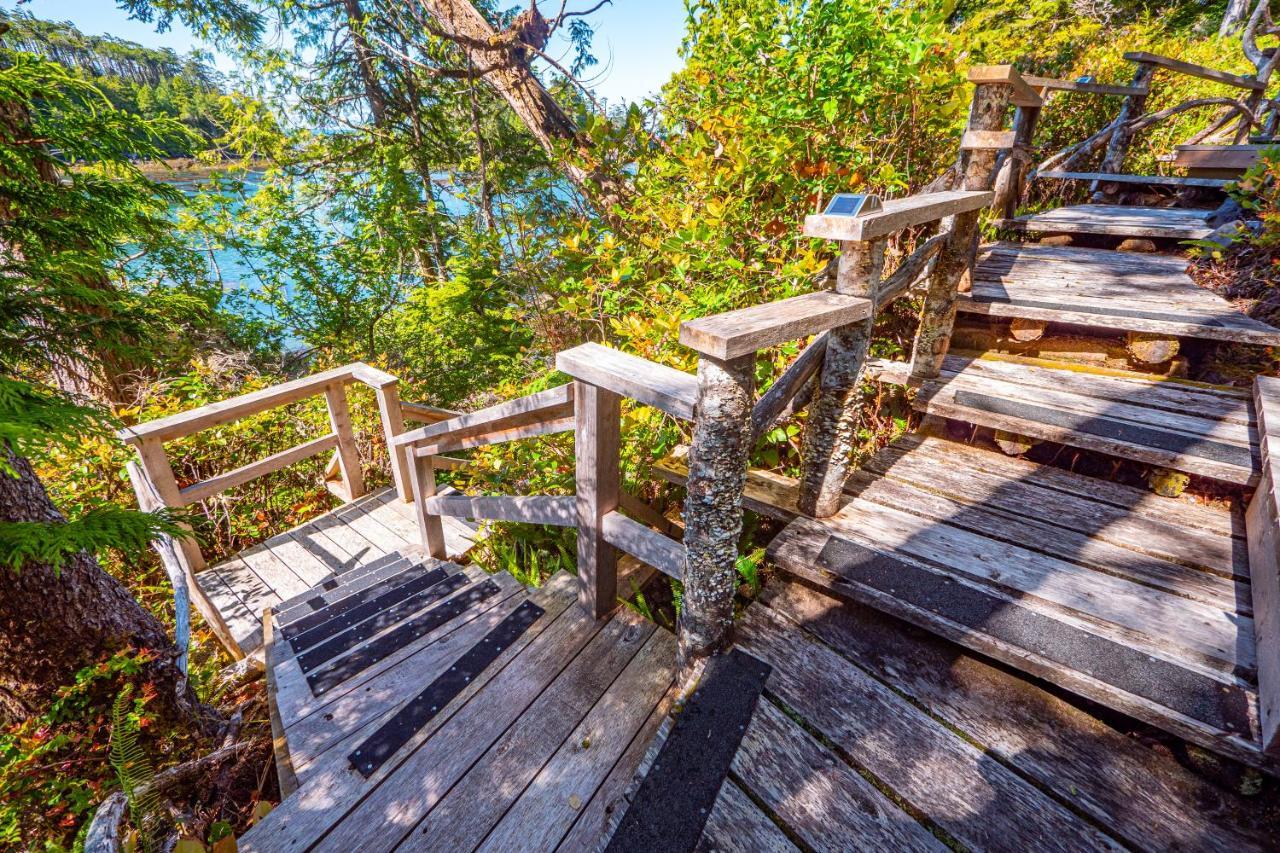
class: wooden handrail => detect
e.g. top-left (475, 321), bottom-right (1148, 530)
top-left (1123, 51), bottom-right (1266, 92)
top-left (393, 384), bottom-right (574, 449)
top-left (801, 190), bottom-right (994, 242)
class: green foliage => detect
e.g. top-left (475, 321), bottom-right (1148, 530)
top-left (0, 505), bottom-right (187, 575)
top-left (109, 684), bottom-right (161, 853)
top-left (1230, 146), bottom-right (1280, 248)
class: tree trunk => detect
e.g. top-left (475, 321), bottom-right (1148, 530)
top-left (0, 446), bottom-right (213, 732)
top-left (1221, 0), bottom-right (1253, 36)
top-left (412, 0), bottom-right (630, 214)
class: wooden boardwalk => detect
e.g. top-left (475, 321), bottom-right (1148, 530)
top-left (194, 488), bottom-right (476, 658)
top-left (958, 241), bottom-right (1280, 345)
top-left (1000, 204), bottom-right (1215, 239)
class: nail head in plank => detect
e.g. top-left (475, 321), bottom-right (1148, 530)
top-left (679, 291), bottom-right (871, 359)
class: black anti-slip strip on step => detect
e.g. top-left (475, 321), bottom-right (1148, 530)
top-left (282, 563), bottom-right (440, 646)
top-left (970, 294), bottom-right (1229, 328)
top-left (306, 579), bottom-right (503, 697)
top-left (605, 648), bottom-right (771, 853)
top-left (348, 598), bottom-right (545, 778)
top-left (296, 572), bottom-right (467, 672)
top-left (815, 535), bottom-right (1255, 733)
top-left (951, 389), bottom-right (1255, 469)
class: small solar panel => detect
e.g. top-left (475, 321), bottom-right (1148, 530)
top-left (823, 193), bottom-right (882, 217)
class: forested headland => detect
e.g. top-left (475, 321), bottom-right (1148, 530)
top-left (3, 0), bottom-right (1278, 849)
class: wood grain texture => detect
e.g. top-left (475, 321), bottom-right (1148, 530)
top-left (967, 64), bottom-right (1044, 106)
top-left (557, 343), bottom-right (699, 420)
top-left (1039, 170), bottom-right (1231, 188)
top-left (575, 381), bottom-right (621, 619)
top-left (761, 578), bottom-right (1276, 852)
top-left (425, 494), bottom-right (577, 526)
top-left (601, 511), bottom-right (685, 580)
top-left (1004, 204), bottom-right (1214, 239)
top-left (393, 384), bottom-right (573, 449)
top-left (1123, 51), bottom-right (1266, 90)
top-left (1250, 375), bottom-right (1280, 754)
top-left (1023, 75), bottom-right (1149, 96)
top-left (802, 190), bottom-right (993, 242)
top-left (679, 291), bottom-right (870, 359)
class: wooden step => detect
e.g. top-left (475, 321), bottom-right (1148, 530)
top-left (766, 435), bottom-right (1273, 772)
top-left (248, 570), bottom-right (679, 851)
top-left (958, 242), bottom-right (1280, 346)
top-left (1001, 204), bottom-right (1214, 239)
top-left (1036, 170), bottom-right (1231, 189)
top-left (871, 354), bottom-right (1260, 485)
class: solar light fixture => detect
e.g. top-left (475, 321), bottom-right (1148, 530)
top-left (822, 193), bottom-right (883, 218)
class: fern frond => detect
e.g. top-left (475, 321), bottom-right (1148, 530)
top-left (109, 684), bottom-right (161, 853)
top-left (0, 505), bottom-right (189, 574)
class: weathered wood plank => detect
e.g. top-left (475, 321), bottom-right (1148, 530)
top-left (1250, 374), bottom-right (1280, 754)
top-left (1003, 204), bottom-right (1213, 239)
top-left (736, 604), bottom-right (1126, 851)
top-left (178, 433), bottom-right (338, 505)
top-left (393, 384), bottom-right (573, 449)
top-left (1123, 51), bottom-right (1266, 91)
top-left (576, 381), bottom-right (621, 619)
top-left (694, 779), bottom-right (799, 853)
top-left (679, 291), bottom-right (870, 360)
top-left (968, 63), bottom-right (1044, 106)
top-left (601, 511), bottom-right (684, 580)
top-left (425, 494), bottom-right (577, 526)
top-left (398, 610), bottom-right (656, 851)
top-left (1038, 170), bottom-right (1231, 188)
top-left (761, 579), bottom-right (1276, 852)
top-left (475, 628), bottom-right (677, 853)
top-left (1023, 75), bottom-right (1149, 96)
top-left (557, 343), bottom-right (699, 421)
top-left (802, 190), bottom-right (994, 242)
top-left (733, 698), bottom-right (944, 851)
top-left (413, 415), bottom-right (575, 457)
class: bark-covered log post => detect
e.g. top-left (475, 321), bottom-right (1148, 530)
top-left (1091, 60), bottom-right (1154, 199)
top-left (797, 238), bottom-right (886, 518)
top-left (910, 67), bottom-right (1023, 382)
top-left (678, 354), bottom-right (754, 670)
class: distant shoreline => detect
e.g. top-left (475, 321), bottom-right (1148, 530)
top-left (136, 157), bottom-right (265, 180)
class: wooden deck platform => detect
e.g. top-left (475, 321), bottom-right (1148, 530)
top-left (767, 433), bottom-right (1272, 771)
top-left (195, 487), bottom-right (477, 658)
top-left (1001, 204), bottom-right (1215, 239)
top-left (958, 242), bottom-right (1280, 346)
top-left (871, 353), bottom-right (1260, 486)
top-left (245, 568), bottom-right (679, 852)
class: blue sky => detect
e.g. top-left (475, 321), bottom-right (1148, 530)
top-left (7, 0), bottom-right (689, 104)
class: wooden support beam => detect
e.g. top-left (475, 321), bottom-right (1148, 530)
top-left (1022, 75), bottom-right (1150, 97)
top-left (179, 434), bottom-right (339, 506)
top-left (679, 291), bottom-right (870, 360)
top-left (997, 104), bottom-right (1041, 219)
top-left (679, 354), bottom-right (754, 670)
top-left (802, 190), bottom-right (993, 242)
top-left (406, 450), bottom-right (446, 559)
top-left (424, 494), bottom-right (577, 526)
top-left (574, 382), bottom-right (621, 619)
top-left (1123, 51), bottom-right (1266, 91)
top-left (324, 382), bottom-right (365, 501)
top-left (910, 78), bottom-right (1012, 382)
top-left (601, 511), bottom-right (685, 580)
top-left (413, 416), bottom-right (574, 457)
top-left (799, 239), bottom-right (885, 517)
top-left (557, 343), bottom-right (699, 421)
top-left (751, 333), bottom-right (828, 443)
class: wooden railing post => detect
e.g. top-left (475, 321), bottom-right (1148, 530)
top-left (372, 381), bottom-right (412, 501)
top-left (132, 437), bottom-right (206, 573)
top-left (1092, 60), bottom-right (1154, 198)
top-left (910, 69), bottom-right (1017, 383)
top-left (406, 447), bottom-right (447, 559)
top-left (999, 103), bottom-right (1041, 220)
top-left (574, 381), bottom-right (620, 619)
top-left (324, 382), bottom-right (366, 501)
top-left (679, 354), bottom-right (754, 670)
top-left (798, 238), bottom-right (886, 517)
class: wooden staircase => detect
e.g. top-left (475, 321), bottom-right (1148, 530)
top-left (766, 210), bottom-right (1280, 773)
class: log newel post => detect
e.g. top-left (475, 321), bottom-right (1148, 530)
top-left (797, 239), bottom-right (886, 518)
top-left (1093, 61), bottom-right (1155, 198)
top-left (574, 380), bottom-right (621, 620)
top-left (909, 76), bottom-right (1013, 383)
top-left (678, 353), bottom-right (755, 671)
top-left (406, 447), bottom-right (447, 559)
top-left (324, 381), bottom-right (367, 501)
top-left (132, 437), bottom-right (206, 573)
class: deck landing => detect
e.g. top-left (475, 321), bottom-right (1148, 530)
top-left (194, 487), bottom-right (476, 658)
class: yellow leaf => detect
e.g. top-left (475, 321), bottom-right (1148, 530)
top-left (251, 801), bottom-right (274, 824)
top-left (212, 836), bottom-right (238, 853)
top-left (174, 840), bottom-right (207, 853)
